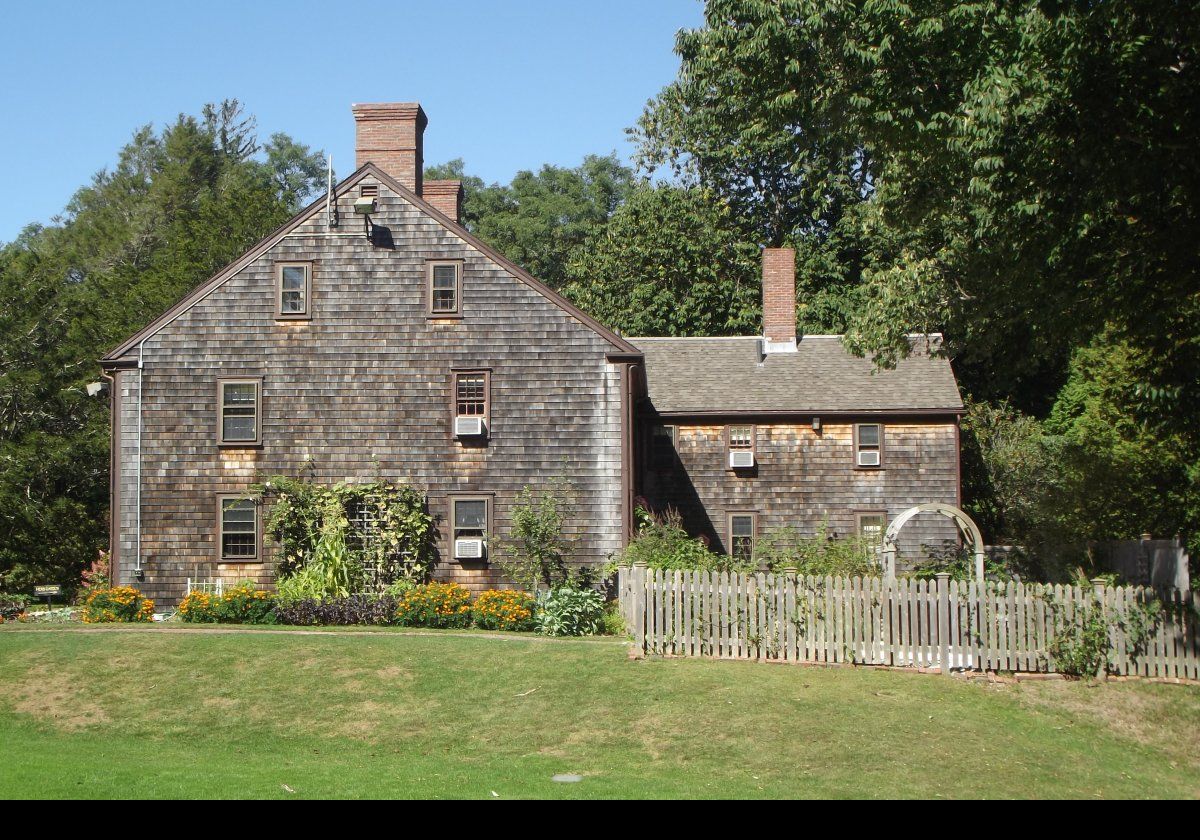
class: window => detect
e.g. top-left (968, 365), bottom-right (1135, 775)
top-left (218, 496), bottom-right (258, 561)
top-left (218, 379), bottom-right (261, 445)
top-left (727, 424), bottom-right (756, 469)
top-left (450, 495), bottom-right (491, 561)
top-left (454, 371), bottom-right (489, 418)
top-left (650, 424), bottom-right (677, 470)
top-left (854, 423), bottom-right (883, 468)
top-left (728, 513), bottom-right (757, 562)
top-left (276, 262), bottom-right (311, 319)
top-left (856, 511), bottom-right (887, 544)
top-left (427, 260), bottom-right (462, 316)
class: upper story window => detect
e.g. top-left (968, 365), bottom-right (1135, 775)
top-left (452, 369), bottom-right (490, 438)
top-left (218, 495), bottom-right (258, 562)
top-left (427, 260), bottom-right (463, 317)
top-left (276, 262), bottom-right (311, 319)
top-left (727, 424), bottom-right (756, 469)
top-left (651, 424), bottom-right (677, 471)
top-left (218, 378), bottom-right (261, 446)
top-left (728, 512), bottom-right (757, 562)
top-left (854, 423), bottom-right (883, 468)
top-left (451, 495), bottom-right (490, 561)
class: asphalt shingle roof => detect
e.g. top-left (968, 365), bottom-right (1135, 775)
top-left (630, 335), bottom-right (963, 415)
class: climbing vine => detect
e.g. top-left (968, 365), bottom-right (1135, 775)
top-left (256, 476), bottom-right (434, 595)
top-left (1047, 592), bottom-right (1162, 678)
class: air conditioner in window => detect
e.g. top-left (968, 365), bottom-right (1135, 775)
top-left (454, 416), bottom-right (487, 438)
top-left (858, 450), bottom-right (881, 467)
top-left (455, 538), bottom-right (485, 560)
top-left (729, 450), bottom-right (755, 469)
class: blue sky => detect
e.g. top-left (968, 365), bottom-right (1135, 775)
top-left (0, 0), bottom-right (703, 243)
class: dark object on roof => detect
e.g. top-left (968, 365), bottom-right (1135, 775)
top-left (631, 335), bottom-right (963, 415)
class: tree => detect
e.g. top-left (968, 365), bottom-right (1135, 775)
top-left (562, 184), bottom-right (761, 336)
top-left (0, 101), bottom-right (325, 591)
top-left (426, 155), bottom-right (636, 288)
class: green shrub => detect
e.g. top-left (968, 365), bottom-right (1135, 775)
top-left (614, 508), bottom-right (750, 572)
top-left (753, 522), bottom-right (878, 577)
top-left (0, 594), bottom-right (29, 622)
top-left (536, 588), bottom-right (605, 637)
top-left (600, 600), bottom-right (627, 637)
top-left (395, 582), bottom-right (472, 629)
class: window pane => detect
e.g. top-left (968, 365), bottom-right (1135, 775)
top-left (223, 416), bottom-right (255, 441)
top-left (729, 426), bottom-right (752, 448)
top-left (858, 424), bottom-right (880, 447)
top-left (281, 266), bottom-right (307, 290)
top-left (222, 499), bottom-right (256, 558)
top-left (281, 290), bottom-right (305, 313)
top-left (433, 265), bottom-right (457, 284)
top-left (431, 264), bottom-right (459, 312)
top-left (456, 374), bottom-right (486, 415)
top-left (223, 383), bottom-right (256, 405)
top-left (731, 515), bottom-right (753, 537)
top-left (454, 500), bottom-right (487, 530)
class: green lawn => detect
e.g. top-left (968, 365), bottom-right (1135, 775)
top-left (1, 626), bottom-right (1197, 799)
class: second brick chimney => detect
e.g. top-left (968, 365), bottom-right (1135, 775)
top-left (352, 102), bottom-right (427, 194)
top-left (762, 247), bottom-right (797, 350)
top-left (423, 179), bottom-right (464, 224)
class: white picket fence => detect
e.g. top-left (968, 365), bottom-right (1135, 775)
top-left (617, 566), bottom-right (1200, 679)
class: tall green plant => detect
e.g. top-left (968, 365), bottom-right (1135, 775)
top-left (498, 476), bottom-right (582, 591)
top-left (753, 521), bottom-right (878, 577)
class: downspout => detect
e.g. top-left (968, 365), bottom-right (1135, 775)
top-left (135, 340), bottom-right (144, 579)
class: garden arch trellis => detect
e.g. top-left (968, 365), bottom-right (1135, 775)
top-left (880, 503), bottom-right (986, 582)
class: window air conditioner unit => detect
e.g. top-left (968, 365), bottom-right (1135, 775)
top-left (858, 450), bottom-right (881, 467)
top-left (729, 450), bottom-right (755, 469)
top-left (455, 416), bottom-right (486, 438)
top-left (455, 538), bottom-right (485, 560)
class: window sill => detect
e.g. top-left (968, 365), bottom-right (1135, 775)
top-left (275, 314), bottom-right (312, 322)
top-left (218, 558), bottom-right (260, 564)
top-left (853, 465), bottom-right (885, 472)
top-left (427, 313), bottom-right (464, 321)
top-left (218, 442), bottom-right (263, 450)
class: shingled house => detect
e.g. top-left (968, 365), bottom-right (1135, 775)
top-left (100, 101), bottom-right (962, 604)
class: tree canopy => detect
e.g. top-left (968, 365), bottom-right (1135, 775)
top-left (0, 101), bottom-right (324, 590)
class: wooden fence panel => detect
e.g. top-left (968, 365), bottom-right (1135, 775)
top-left (622, 567), bottom-right (1197, 678)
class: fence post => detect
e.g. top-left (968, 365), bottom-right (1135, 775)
top-left (632, 562), bottom-right (647, 654)
top-left (1092, 577), bottom-right (1108, 681)
top-left (936, 573), bottom-right (951, 677)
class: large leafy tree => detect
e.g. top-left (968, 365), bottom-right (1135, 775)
top-left (562, 184), bottom-right (761, 336)
top-left (426, 155), bottom-right (636, 289)
top-left (639, 1), bottom-right (1199, 555)
top-left (0, 101), bottom-right (324, 590)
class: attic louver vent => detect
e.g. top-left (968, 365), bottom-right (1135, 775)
top-left (359, 184), bottom-right (379, 197)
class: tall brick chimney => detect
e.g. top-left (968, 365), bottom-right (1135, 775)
top-left (352, 102), bottom-right (427, 194)
top-left (762, 247), bottom-right (797, 349)
top-left (423, 179), bottom-right (464, 224)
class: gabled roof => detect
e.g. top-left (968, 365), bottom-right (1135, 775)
top-left (101, 163), bottom-right (639, 364)
top-left (630, 335), bottom-right (963, 416)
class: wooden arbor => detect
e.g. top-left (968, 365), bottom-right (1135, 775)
top-left (880, 503), bottom-right (986, 582)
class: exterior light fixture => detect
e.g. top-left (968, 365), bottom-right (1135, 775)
top-left (354, 196), bottom-right (377, 240)
top-left (811, 416), bottom-right (821, 432)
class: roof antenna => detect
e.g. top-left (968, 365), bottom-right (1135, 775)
top-left (326, 154), bottom-right (339, 229)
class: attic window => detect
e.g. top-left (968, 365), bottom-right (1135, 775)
top-left (427, 260), bottom-right (463, 317)
top-left (727, 425), bottom-right (756, 470)
top-left (276, 262), bottom-right (311, 320)
top-left (359, 184), bottom-right (378, 197)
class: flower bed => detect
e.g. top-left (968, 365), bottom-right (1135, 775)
top-left (82, 587), bottom-right (155, 623)
top-left (471, 589), bottom-right (537, 632)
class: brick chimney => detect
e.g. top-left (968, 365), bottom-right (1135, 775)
top-left (423, 179), bottom-right (464, 224)
top-left (762, 247), bottom-right (797, 349)
top-left (352, 102), bottom-right (427, 194)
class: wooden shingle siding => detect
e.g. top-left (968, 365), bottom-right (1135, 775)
top-left (639, 421), bottom-right (959, 565)
top-left (112, 174), bottom-right (624, 604)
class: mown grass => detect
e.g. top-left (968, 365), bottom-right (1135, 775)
top-left (0, 626), bottom-right (1197, 799)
